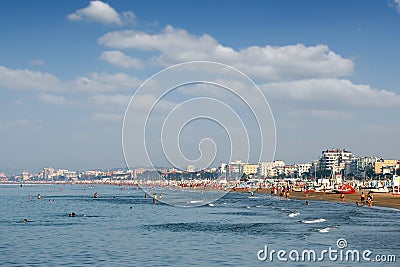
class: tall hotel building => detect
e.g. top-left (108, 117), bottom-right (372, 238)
top-left (320, 149), bottom-right (352, 173)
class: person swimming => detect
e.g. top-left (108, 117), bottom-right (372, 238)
top-left (37, 193), bottom-right (42, 199)
top-left (68, 212), bottom-right (76, 217)
top-left (153, 193), bottom-right (158, 204)
top-left (93, 192), bottom-right (98, 198)
top-left (305, 201), bottom-right (310, 206)
top-left (23, 218), bottom-right (28, 223)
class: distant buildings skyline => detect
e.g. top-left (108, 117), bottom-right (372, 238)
top-left (3, 148), bottom-right (399, 182)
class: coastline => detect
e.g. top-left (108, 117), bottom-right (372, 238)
top-left (252, 188), bottom-right (400, 210)
top-left (2, 181), bottom-right (400, 210)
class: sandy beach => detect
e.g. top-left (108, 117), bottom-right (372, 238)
top-left (251, 188), bottom-right (400, 210)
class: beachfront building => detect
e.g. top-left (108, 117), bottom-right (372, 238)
top-left (83, 170), bottom-right (106, 180)
top-left (186, 165), bottom-right (195, 172)
top-left (133, 168), bottom-right (147, 178)
top-left (0, 172), bottom-right (8, 181)
top-left (320, 149), bottom-right (352, 175)
top-left (42, 167), bottom-right (56, 181)
top-left (243, 164), bottom-right (258, 175)
top-left (219, 163), bottom-right (228, 174)
top-left (65, 171), bottom-right (78, 181)
top-left (227, 160), bottom-right (246, 179)
top-left (375, 159), bottom-right (399, 176)
top-left (348, 156), bottom-right (381, 178)
top-left (309, 160), bottom-right (320, 178)
top-left (282, 163), bottom-right (312, 178)
top-left (259, 160), bottom-right (285, 178)
top-left (284, 165), bottom-right (297, 177)
top-left (22, 172), bottom-right (30, 181)
top-left (297, 163), bottom-right (312, 177)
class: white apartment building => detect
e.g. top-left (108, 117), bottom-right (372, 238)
top-left (259, 160), bottom-right (285, 177)
top-left (297, 163), bottom-right (312, 176)
top-left (320, 149), bottom-right (352, 173)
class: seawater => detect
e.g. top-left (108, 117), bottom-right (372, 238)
top-left (0, 184), bottom-right (399, 266)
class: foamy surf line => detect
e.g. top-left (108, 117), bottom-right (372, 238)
top-left (189, 200), bottom-right (204, 204)
top-left (317, 227), bottom-right (336, 233)
top-left (301, 218), bottom-right (326, 224)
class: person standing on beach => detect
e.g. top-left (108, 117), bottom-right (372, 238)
top-left (340, 193), bottom-right (345, 203)
top-left (285, 191), bottom-right (290, 200)
top-left (367, 192), bottom-right (373, 208)
top-left (360, 192), bottom-right (365, 206)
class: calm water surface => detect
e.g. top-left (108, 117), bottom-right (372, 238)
top-left (0, 184), bottom-right (399, 266)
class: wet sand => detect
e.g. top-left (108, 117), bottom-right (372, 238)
top-left (236, 188), bottom-right (400, 210)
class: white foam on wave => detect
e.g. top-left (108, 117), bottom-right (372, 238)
top-left (317, 227), bottom-right (335, 233)
top-left (189, 200), bottom-right (203, 204)
top-left (301, 218), bottom-right (326, 224)
top-left (288, 212), bottom-right (300, 217)
top-left (208, 203), bottom-right (214, 207)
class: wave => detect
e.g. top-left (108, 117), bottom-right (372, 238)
top-left (317, 227), bottom-right (336, 233)
top-left (301, 218), bottom-right (326, 224)
top-left (288, 212), bottom-right (300, 217)
top-left (189, 200), bottom-right (203, 204)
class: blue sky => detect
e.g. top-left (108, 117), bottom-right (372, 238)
top-left (1, 0), bottom-right (400, 173)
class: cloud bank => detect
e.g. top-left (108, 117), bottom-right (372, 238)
top-left (99, 25), bottom-right (354, 81)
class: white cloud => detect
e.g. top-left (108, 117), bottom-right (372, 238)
top-left (92, 112), bottom-right (122, 123)
top-left (89, 94), bottom-right (130, 108)
top-left (67, 1), bottom-right (135, 25)
top-left (0, 65), bottom-right (60, 91)
top-left (38, 93), bottom-right (67, 105)
top-left (286, 109), bottom-right (355, 121)
top-left (99, 25), bottom-right (354, 81)
top-left (72, 72), bottom-right (141, 92)
top-left (0, 65), bottom-right (141, 93)
top-left (263, 78), bottom-right (400, 108)
top-left (390, 0), bottom-right (400, 12)
top-left (100, 50), bottom-right (142, 69)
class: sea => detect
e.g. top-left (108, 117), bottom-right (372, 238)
top-left (0, 184), bottom-right (399, 266)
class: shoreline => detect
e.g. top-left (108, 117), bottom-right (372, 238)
top-left (2, 181), bottom-right (399, 210)
top-left (249, 188), bottom-right (400, 210)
